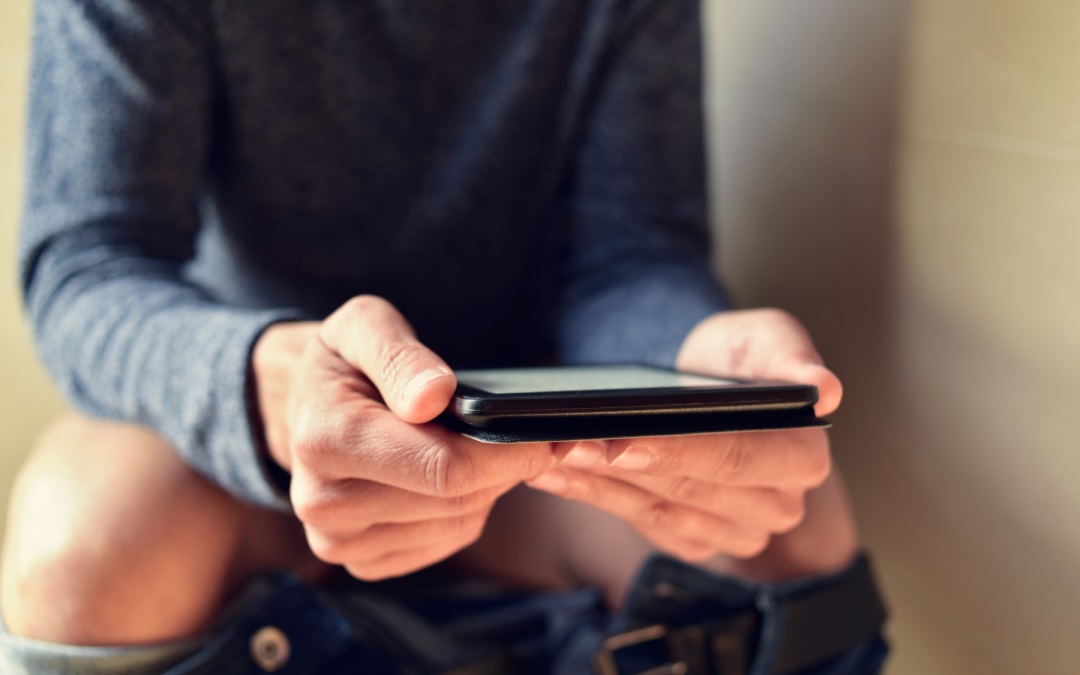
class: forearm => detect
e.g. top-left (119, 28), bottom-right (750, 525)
top-left (552, 0), bottom-right (728, 366)
top-left (556, 230), bottom-right (727, 367)
top-left (19, 0), bottom-right (313, 509)
top-left (23, 233), bottom-right (303, 508)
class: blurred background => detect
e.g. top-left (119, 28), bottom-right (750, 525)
top-left (2, 0), bottom-right (1078, 672)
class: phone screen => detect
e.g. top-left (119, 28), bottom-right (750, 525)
top-left (456, 366), bottom-right (737, 395)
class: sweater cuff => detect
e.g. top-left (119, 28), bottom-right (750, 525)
top-left (204, 310), bottom-right (305, 511)
top-left (557, 262), bottom-right (728, 368)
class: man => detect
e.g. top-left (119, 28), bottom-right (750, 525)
top-left (2, 0), bottom-right (886, 672)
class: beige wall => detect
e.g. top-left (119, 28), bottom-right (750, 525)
top-left (2, 0), bottom-right (1078, 672)
top-left (1, 0), bottom-right (64, 544)
top-left (707, 0), bottom-right (1080, 673)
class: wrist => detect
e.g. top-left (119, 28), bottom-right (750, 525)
top-left (251, 321), bottom-right (319, 472)
top-left (702, 472), bottom-right (860, 582)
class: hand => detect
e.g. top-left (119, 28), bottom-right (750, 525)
top-left (527, 309), bottom-right (857, 573)
top-left (252, 296), bottom-right (554, 580)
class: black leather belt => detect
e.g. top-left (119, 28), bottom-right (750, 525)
top-left (592, 556), bottom-right (887, 675)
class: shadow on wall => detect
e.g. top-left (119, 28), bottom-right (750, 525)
top-left (712, 2), bottom-right (1080, 673)
top-left (705, 0), bottom-right (914, 668)
top-left (705, 1), bottom-right (909, 450)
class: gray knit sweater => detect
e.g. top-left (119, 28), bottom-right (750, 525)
top-left (19, 0), bottom-right (726, 508)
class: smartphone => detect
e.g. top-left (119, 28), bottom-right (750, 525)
top-left (436, 364), bottom-right (828, 443)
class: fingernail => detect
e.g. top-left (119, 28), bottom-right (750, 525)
top-left (405, 367), bottom-right (452, 403)
top-left (528, 469), bottom-right (568, 492)
top-left (560, 442), bottom-right (605, 469)
top-left (610, 445), bottom-right (654, 471)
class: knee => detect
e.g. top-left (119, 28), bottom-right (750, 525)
top-left (1, 414), bottom-right (244, 645)
top-left (1, 428), bottom-right (116, 644)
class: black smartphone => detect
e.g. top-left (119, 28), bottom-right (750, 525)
top-left (436, 364), bottom-right (828, 443)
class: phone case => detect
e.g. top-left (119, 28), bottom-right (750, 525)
top-left (437, 365), bottom-right (829, 443)
top-left (437, 408), bottom-right (829, 444)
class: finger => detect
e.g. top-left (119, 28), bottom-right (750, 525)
top-left (553, 440), bottom-right (607, 469)
top-left (794, 364), bottom-right (843, 418)
top-left (320, 295), bottom-right (457, 423)
top-left (304, 508), bottom-right (490, 569)
top-left (291, 474), bottom-right (515, 534)
top-left (600, 429), bottom-right (832, 489)
top-left (555, 446), bottom-right (807, 530)
top-left (589, 469), bottom-right (808, 534)
top-left (677, 309), bottom-right (843, 416)
top-left (291, 405), bottom-right (554, 496)
top-left (527, 468), bottom-right (770, 559)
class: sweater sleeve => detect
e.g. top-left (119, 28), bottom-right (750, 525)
top-left (18, 0), bottom-right (296, 509)
top-left (554, 0), bottom-right (728, 368)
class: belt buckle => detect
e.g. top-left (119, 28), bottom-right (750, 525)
top-left (592, 614), bottom-right (752, 675)
top-left (593, 624), bottom-right (687, 675)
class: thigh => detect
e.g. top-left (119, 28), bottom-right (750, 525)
top-left (0, 412), bottom-right (328, 645)
top-left (449, 484), bottom-right (656, 608)
top-left (453, 474), bottom-right (858, 611)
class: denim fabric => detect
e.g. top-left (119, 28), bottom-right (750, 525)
top-left (0, 556), bottom-right (887, 675)
top-left (19, 0), bottom-right (726, 510)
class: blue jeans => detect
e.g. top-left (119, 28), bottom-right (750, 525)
top-left (0, 555), bottom-right (888, 674)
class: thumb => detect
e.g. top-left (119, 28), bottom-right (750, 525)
top-left (678, 308), bottom-right (843, 417)
top-left (320, 295), bottom-right (457, 423)
top-left (774, 358), bottom-right (843, 418)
